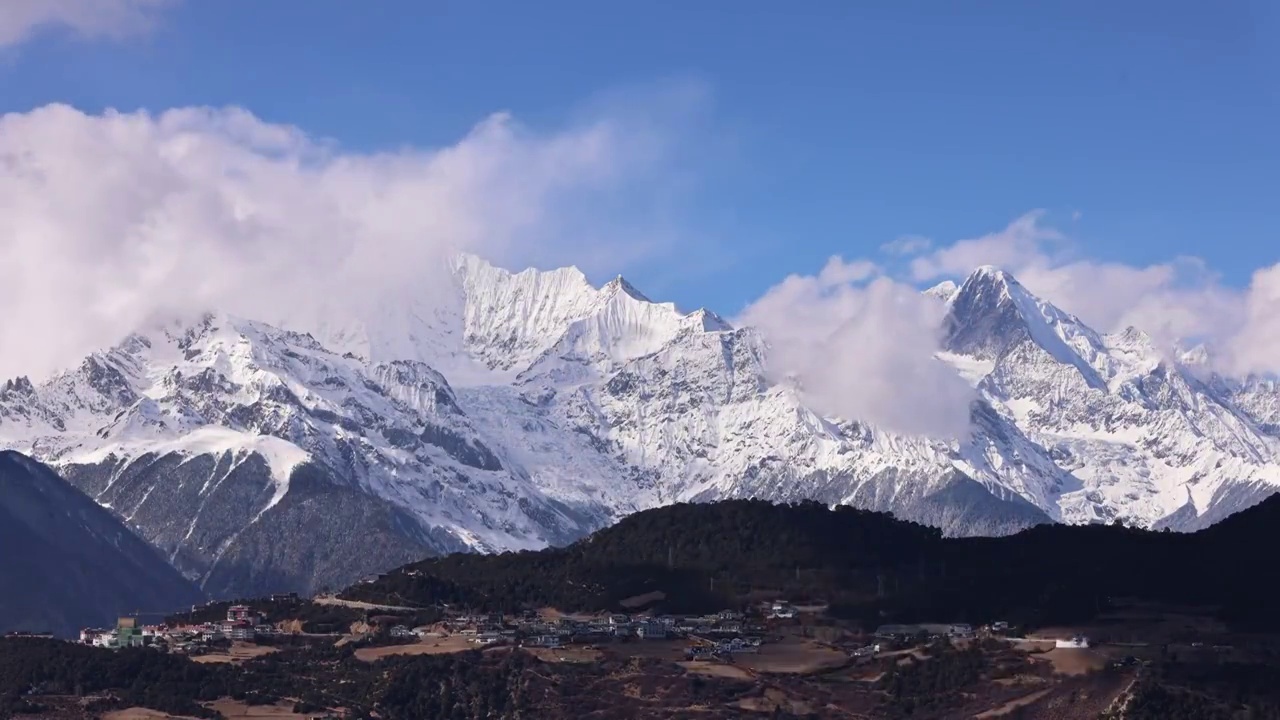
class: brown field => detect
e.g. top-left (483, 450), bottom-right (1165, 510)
top-left (1033, 647), bottom-right (1108, 676)
top-left (1009, 638), bottom-right (1059, 652)
top-left (353, 635), bottom-right (476, 661)
top-left (104, 710), bottom-right (198, 720)
top-left (207, 699), bottom-right (315, 718)
top-left (104, 700), bottom-right (314, 720)
top-left (614, 639), bottom-right (692, 661)
top-left (737, 639), bottom-right (848, 674)
top-left (190, 642), bottom-right (279, 664)
top-left (523, 645), bottom-right (604, 663)
top-left (677, 660), bottom-right (754, 680)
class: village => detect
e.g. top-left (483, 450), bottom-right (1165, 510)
top-left (70, 599), bottom-right (805, 656)
top-left (65, 596), bottom-right (1040, 668)
top-left (11, 594), bottom-right (1263, 719)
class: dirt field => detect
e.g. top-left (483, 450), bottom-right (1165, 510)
top-left (1008, 638), bottom-right (1058, 652)
top-left (614, 639), bottom-right (691, 661)
top-left (103, 710), bottom-right (197, 720)
top-left (353, 635), bottom-right (476, 661)
top-left (523, 645), bottom-right (603, 663)
top-left (103, 701), bottom-right (312, 720)
top-left (677, 660), bottom-right (754, 680)
top-left (1033, 648), bottom-right (1108, 676)
top-left (190, 642), bottom-right (279, 664)
top-left (206, 699), bottom-right (314, 718)
top-left (736, 639), bottom-right (848, 674)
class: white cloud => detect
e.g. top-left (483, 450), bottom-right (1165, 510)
top-left (1226, 264), bottom-right (1280, 376)
top-left (910, 211), bottom-right (1279, 376)
top-left (0, 98), bottom-right (700, 380)
top-left (737, 257), bottom-right (975, 439)
top-left (0, 0), bottom-right (174, 48)
top-left (909, 210), bottom-right (1067, 282)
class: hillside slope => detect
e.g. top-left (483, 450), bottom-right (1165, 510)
top-left (345, 495), bottom-right (1280, 631)
top-left (0, 451), bottom-right (203, 636)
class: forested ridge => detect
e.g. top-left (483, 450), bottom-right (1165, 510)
top-left (345, 496), bottom-right (1280, 629)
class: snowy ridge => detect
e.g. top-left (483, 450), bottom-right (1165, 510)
top-left (3, 255), bottom-right (1279, 596)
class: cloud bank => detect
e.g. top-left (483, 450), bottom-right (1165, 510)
top-left (0, 97), bottom-right (1273, 441)
top-left (0, 98), bottom-right (696, 381)
top-left (740, 211), bottom-right (1278, 440)
top-left (0, 0), bottom-right (174, 48)
top-left (737, 257), bottom-right (976, 439)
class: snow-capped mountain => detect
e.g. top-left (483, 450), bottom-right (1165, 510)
top-left (939, 267), bottom-right (1280, 529)
top-left (2, 256), bottom-right (1277, 598)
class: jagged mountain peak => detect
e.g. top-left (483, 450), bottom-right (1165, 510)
top-left (953, 265), bottom-right (1039, 311)
top-left (967, 264), bottom-right (1015, 283)
top-left (601, 274), bottom-right (651, 302)
top-left (924, 279), bottom-right (959, 304)
top-left (943, 265), bottom-right (1111, 388)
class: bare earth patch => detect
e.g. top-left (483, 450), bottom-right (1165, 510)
top-left (353, 635), bottom-right (476, 661)
top-left (615, 639), bottom-right (692, 661)
top-left (191, 642), bottom-right (279, 664)
top-left (523, 646), bottom-right (603, 663)
top-left (677, 660), bottom-right (754, 680)
top-left (206, 699), bottom-right (314, 718)
top-left (103, 710), bottom-right (198, 720)
top-left (1034, 648), bottom-right (1108, 676)
top-left (737, 639), bottom-right (848, 674)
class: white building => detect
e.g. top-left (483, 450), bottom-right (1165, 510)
top-left (1055, 636), bottom-right (1090, 649)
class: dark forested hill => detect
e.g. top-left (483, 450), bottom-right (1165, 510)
top-left (343, 496), bottom-right (1280, 630)
top-left (0, 451), bottom-right (203, 637)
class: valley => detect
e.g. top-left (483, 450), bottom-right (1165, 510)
top-left (5, 497), bottom-right (1280, 719)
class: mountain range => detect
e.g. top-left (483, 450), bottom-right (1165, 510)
top-left (1, 255), bottom-right (1277, 599)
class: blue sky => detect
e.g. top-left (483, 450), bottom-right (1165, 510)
top-left (0, 0), bottom-right (1276, 320)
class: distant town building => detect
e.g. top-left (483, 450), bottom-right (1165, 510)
top-left (769, 602), bottom-right (796, 619)
top-left (525, 635), bottom-right (562, 648)
top-left (635, 620), bottom-right (668, 640)
top-left (226, 605), bottom-right (259, 626)
top-left (1056, 636), bottom-right (1090, 649)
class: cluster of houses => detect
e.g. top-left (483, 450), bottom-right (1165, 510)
top-left (416, 607), bottom-right (768, 650)
top-left (79, 605), bottom-right (277, 650)
top-left (873, 621), bottom-right (1015, 642)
